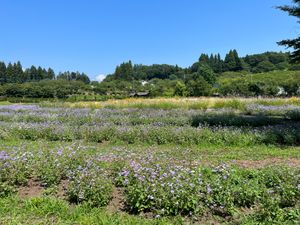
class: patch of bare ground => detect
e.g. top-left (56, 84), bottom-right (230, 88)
top-left (234, 158), bottom-right (300, 168)
top-left (18, 179), bottom-right (44, 198)
top-left (18, 179), bottom-right (70, 199)
top-left (56, 179), bottom-right (69, 199)
top-left (107, 187), bottom-right (125, 213)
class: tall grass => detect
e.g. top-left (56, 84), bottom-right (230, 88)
top-left (38, 97), bottom-right (300, 110)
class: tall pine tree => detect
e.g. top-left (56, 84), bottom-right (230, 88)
top-left (6, 63), bottom-right (14, 83)
top-left (13, 61), bottom-right (23, 83)
top-left (0, 62), bottom-right (6, 84)
top-left (277, 0), bottom-right (300, 63)
top-left (46, 68), bottom-right (55, 80)
top-left (224, 49), bottom-right (243, 71)
top-left (30, 66), bottom-right (38, 81)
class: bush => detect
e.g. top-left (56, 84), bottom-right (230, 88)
top-left (286, 109), bottom-right (300, 121)
top-left (0, 182), bottom-right (15, 197)
top-left (67, 165), bottom-right (112, 207)
top-left (118, 162), bottom-right (300, 217)
top-left (191, 113), bottom-right (280, 127)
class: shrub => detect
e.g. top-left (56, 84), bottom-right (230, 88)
top-left (118, 161), bottom-right (300, 218)
top-left (286, 109), bottom-right (300, 121)
top-left (0, 182), bottom-right (15, 197)
top-left (67, 165), bottom-right (112, 207)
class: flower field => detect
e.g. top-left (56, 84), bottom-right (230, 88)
top-left (0, 98), bottom-right (299, 224)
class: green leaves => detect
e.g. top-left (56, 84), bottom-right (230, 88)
top-left (119, 162), bottom-right (300, 219)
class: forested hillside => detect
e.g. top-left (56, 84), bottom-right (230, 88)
top-left (95, 50), bottom-right (299, 98)
top-left (0, 50), bottom-right (299, 100)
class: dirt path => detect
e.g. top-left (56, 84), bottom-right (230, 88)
top-left (106, 187), bottom-right (125, 213)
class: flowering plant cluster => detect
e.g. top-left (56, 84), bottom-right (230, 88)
top-left (66, 163), bottom-right (113, 207)
top-left (118, 159), bottom-right (300, 218)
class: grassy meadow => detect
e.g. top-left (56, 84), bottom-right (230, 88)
top-left (0, 97), bottom-right (300, 224)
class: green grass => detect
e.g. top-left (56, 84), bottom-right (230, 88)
top-left (0, 196), bottom-right (181, 225)
top-left (0, 139), bottom-right (299, 164)
top-left (0, 101), bottom-right (11, 106)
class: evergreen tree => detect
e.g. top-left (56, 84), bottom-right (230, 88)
top-left (42, 68), bottom-right (48, 79)
top-left (224, 49), bottom-right (243, 71)
top-left (76, 72), bottom-right (90, 84)
top-left (46, 68), bottom-right (55, 80)
top-left (209, 54), bottom-right (215, 67)
top-left (23, 68), bottom-right (31, 82)
top-left (6, 63), bottom-right (14, 83)
top-left (29, 66), bottom-right (38, 81)
top-left (37, 66), bottom-right (45, 81)
top-left (233, 50), bottom-right (243, 71)
top-left (12, 61), bottom-right (23, 83)
top-left (0, 62), bottom-right (6, 84)
top-left (199, 54), bottom-right (209, 65)
top-left (224, 50), bottom-right (236, 71)
top-left (277, 0), bottom-right (300, 63)
top-left (216, 53), bottom-right (223, 73)
top-left (115, 61), bottom-right (133, 80)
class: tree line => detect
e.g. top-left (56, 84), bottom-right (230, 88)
top-left (0, 61), bottom-right (90, 84)
top-left (0, 49), bottom-right (298, 100)
top-left (104, 50), bottom-right (291, 83)
top-left (0, 80), bottom-right (88, 99)
top-left (95, 50), bottom-right (297, 97)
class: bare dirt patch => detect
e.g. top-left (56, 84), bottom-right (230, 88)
top-left (56, 179), bottom-right (69, 199)
top-left (107, 187), bottom-right (125, 213)
top-left (18, 179), bottom-right (44, 198)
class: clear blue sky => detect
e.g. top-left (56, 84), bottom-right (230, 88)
top-left (0, 0), bottom-right (297, 81)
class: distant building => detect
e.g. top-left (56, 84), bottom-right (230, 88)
top-left (141, 81), bottom-right (148, 86)
top-left (276, 87), bottom-right (287, 96)
top-left (129, 91), bottom-right (150, 97)
top-left (212, 92), bottom-right (221, 97)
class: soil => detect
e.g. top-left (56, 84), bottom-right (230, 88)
top-left (56, 179), bottom-right (69, 199)
top-left (18, 179), bottom-right (44, 198)
top-left (106, 187), bottom-right (125, 213)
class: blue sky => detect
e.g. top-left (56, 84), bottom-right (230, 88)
top-left (0, 0), bottom-right (297, 81)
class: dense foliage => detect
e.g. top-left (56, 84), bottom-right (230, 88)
top-left (0, 50), bottom-right (299, 100)
top-left (0, 80), bottom-right (88, 99)
top-left (0, 61), bottom-right (90, 84)
top-left (94, 50), bottom-right (298, 98)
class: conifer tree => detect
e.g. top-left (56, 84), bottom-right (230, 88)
top-left (224, 49), bottom-right (243, 71)
top-left (37, 66), bottom-right (45, 81)
top-left (47, 68), bottom-right (55, 80)
top-left (13, 61), bottom-right (23, 83)
top-left (199, 54), bottom-right (209, 64)
top-left (29, 66), bottom-right (38, 81)
top-left (0, 62), bottom-right (6, 84)
top-left (6, 63), bottom-right (14, 83)
top-left (233, 50), bottom-right (243, 71)
top-left (224, 50), bottom-right (236, 71)
top-left (277, 0), bottom-right (300, 63)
